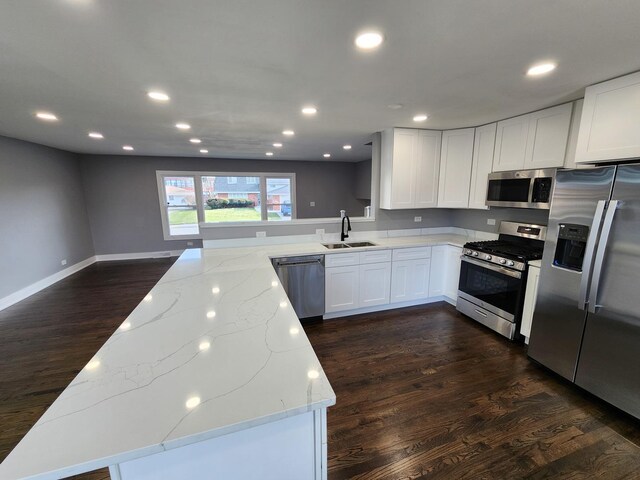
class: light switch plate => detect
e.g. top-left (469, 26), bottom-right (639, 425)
top-left (310, 201), bottom-right (315, 207)
top-left (186, 241), bottom-right (193, 247)
top-left (61, 259), bottom-right (67, 266)
top-left (487, 218), bottom-right (496, 226)
top-left (414, 216), bottom-right (422, 222)
top-left (256, 231), bottom-right (267, 237)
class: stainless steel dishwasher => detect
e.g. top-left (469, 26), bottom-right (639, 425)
top-left (271, 255), bottom-right (325, 319)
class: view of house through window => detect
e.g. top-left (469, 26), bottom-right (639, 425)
top-left (159, 172), bottom-right (295, 237)
top-left (162, 176), bottom-right (199, 236)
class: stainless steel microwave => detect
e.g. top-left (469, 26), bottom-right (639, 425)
top-left (486, 169), bottom-right (556, 209)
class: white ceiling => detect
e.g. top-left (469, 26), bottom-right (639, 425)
top-left (1, 0), bottom-right (640, 162)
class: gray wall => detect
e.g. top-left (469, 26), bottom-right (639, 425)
top-left (79, 155), bottom-right (367, 254)
top-left (0, 136), bottom-right (94, 299)
top-left (452, 207), bottom-right (550, 233)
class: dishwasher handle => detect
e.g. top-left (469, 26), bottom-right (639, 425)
top-left (272, 255), bottom-right (325, 268)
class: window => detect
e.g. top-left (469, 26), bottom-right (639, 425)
top-left (161, 176), bottom-right (199, 237)
top-left (157, 171), bottom-right (296, 238)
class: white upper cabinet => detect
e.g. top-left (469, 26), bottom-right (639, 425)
top-left (380, 128), bottom-right (441, 209)
top-left (524, 103), bottom-right (573, 169)
top-left (493, 114), bottom-right (530, 172)
top-left (437, 128), bottom-right (475, 208)
top-left (576, 71), bottom-right (640, 163)
top-left (563, 99), bottom-right (584, 169)
top-left (468, 123), bottom-right (496, 209)
top-left (493, 103), bottom-right (573, 172)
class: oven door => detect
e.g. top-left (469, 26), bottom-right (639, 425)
top-left (458, 256), bottom-right (523, 321)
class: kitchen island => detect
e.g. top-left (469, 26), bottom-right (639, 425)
top-left (0, 233), bottom-right (473, 480)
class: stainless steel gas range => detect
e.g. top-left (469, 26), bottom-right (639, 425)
top-left (456, 221), bottom-right (547, 341)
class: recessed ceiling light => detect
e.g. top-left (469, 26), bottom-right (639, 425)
top-left (301, 106), bottom-right (317, 115)
top-left (387, 103), bottom-right (403, 110)
top-left (175, 122), bottom-right (191, 130)
top-left (527, 62), bottom-right (557, 76)
top-left (185, 396), bottom-right (201, 409)
top-left (88, 132), bottom-right (104, 139)
top-left (323, 153), bottom-right (331, 158)
top-left (343, 145), bottom-right (352, 150)
top-left (200, 149), bottom-right (208, 154)
top-left (199, 341), bottom-right (211, 351)
top-left (266, 152), bottom-right (274, 156)
top-left (147, 91), bottom-right (170, 102)
top-left (35, 111), bottom-right (58, 121)
top-left (307, 369), bottom-right (320, 379)
top-left (282, 130), bottom-right (295, 136)
top-left (273, 143), bottom-right (283, 148)
top-left (413, 114), bottom-right (428, 122)
top-left (355, 31), bottom-right (384, 50)
top-left (189, 138), bottom-right (201, 144)
top-left (122, 145), bottom-right (134, 151)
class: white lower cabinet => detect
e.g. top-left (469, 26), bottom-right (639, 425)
top-left (444, 246), bottom-right (462, 301)
top-left (325, 265), bottom-right (359, 313)
top-left (390, 258), bottom-right (431, 303)
top-left (428, 245), bottom-right (447, 297)
top-left (359, 262), bottom-right (392, 307)
top-left (520, 264), bottom-right (541, 341)
top-left (324, 245), bottom-right (462, 315)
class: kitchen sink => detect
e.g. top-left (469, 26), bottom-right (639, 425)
top-left (345, 241), bottom-right (377, 248)
top-left (322, 241), bottom-right (377, 249)
top-left (323, 243), bottom-right (352, 249)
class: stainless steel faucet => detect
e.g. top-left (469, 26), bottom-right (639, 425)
top-left (341, 215), bottom-right (351, 241)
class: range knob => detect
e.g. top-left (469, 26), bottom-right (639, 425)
top-left (499, 259), bottom-right (507, 265)
top-left (472, 251), bottom-right (479, 257)
top-left (507, 260), bottom-right (515, 267)
top-left (485, 255), bottom-right (492, 260)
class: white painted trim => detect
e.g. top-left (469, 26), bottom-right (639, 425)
top-left (0, 256), bottom-right (97, 312)
top-left (94, 250), bottom-right (184, 262)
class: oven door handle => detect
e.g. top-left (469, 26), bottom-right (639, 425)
top-left (461, 256), bottom-right (523, 279)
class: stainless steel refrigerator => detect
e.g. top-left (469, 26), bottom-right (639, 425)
top-left (528, 163), bottom-right (640, 419)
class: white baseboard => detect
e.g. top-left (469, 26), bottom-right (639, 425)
top-left (322, 295), bottom-right (456, 320)
top-left (0, 250), bottom-right (185, 313)
top-left (0, 256), bottom-right (97, 312)
top-left (94, 250), bottom-right (184, 262)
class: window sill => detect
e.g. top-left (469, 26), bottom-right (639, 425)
top-left (199, 216), bottom-right (375, 229)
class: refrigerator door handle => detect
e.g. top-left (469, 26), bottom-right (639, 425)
top-left (578, 200), bottom-right (607, 310)
top-left (588, 200), bottom-right (619, 313)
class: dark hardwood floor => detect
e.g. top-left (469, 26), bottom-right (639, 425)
top-left (305, 305), bottom-right (640, 479)
top-left (1, 260), bottom-right (639, 479)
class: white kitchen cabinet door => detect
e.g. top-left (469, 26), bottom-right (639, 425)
top-left (380, 128), bottom-right (441, 209)
top-left (524, 103), bottom-right (573, 169)
top-left (468, 123), bottom-right (496, 209)
top-left (437, 128), bottom-right (475, 208)
top-left (390, 258), bottom-right (431, 303)
top-left (359, 262), bottom-right (391, 308)
top-left (444, 246), bottom-right (462, 301)
top-left (576, 71), bottom-right (640, 163)
top-left (493, 114), bottom-right (530, 172)
top-left (428, 245), bottom-right (447, 297)
top-left (325, 266), bottom-right (359, 313)
top-left (521, 265), bottom-right (541, 340)
top-left (414, 130), bottom-right (442, 208)
top-left (389, 129), bottom-right (417, 209)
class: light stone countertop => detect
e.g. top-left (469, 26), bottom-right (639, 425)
top-left (0, 233), bottom-right (470, 480)
top-left (528, 260), bottom-right (542, 268)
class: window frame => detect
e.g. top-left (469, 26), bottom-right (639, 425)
top-left (156, 171), bottom-right (298, 239)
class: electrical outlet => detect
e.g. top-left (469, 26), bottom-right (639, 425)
top-left (315, 229), bottom-right (325, 235)
top-left (414, 216), bottom-right (422, 222)
top-left (256, 231), bottom-right (267, 238)
top-left (61, 259), bottom-right (67, 266)
top-left (487, 218), bottom-right (496, 226)
top-left (310, 201), bottom-right (315, 207)
top-left (186, 241), bottom-right (193, 247)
